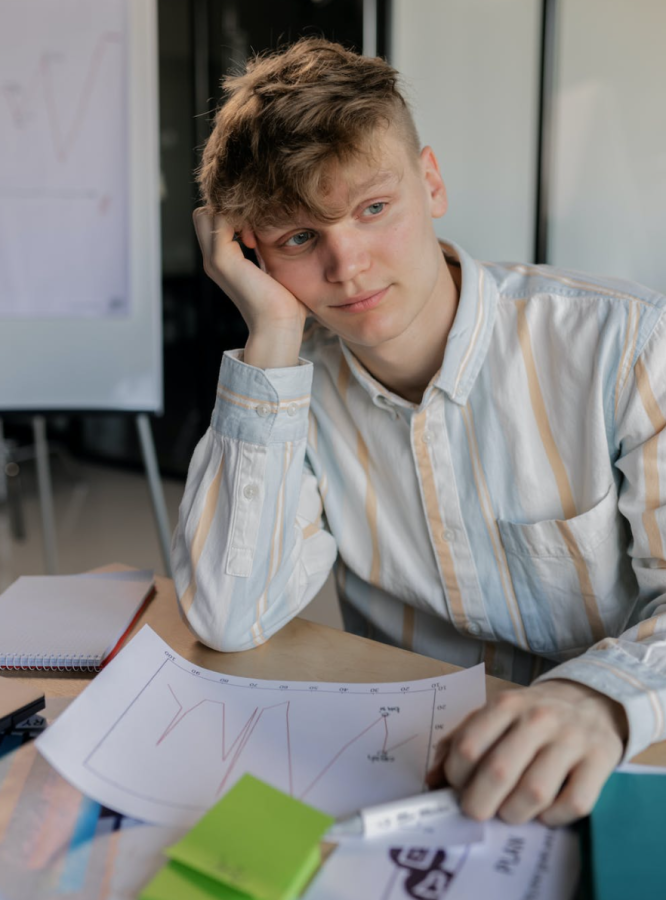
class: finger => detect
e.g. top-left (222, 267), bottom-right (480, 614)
top-left (497, 740), bottom-right (583, 825)
top-left (210, 214), bottom-right (238, 263)
top-left (425, 708), bottom-right (479, 786)
top-left (239, 227), bottom-right (257, 249)
top-left (425, 739), bottom-right (451, 787)
top-left (443, 692), bottom-right (523, 792)
top-left (458, 707), bottom-right (560, 820)
top-left (539, 754), bottom-right (614, 827)
top-left (192, 207), bottom-right (214, 257)
top-left (255, 245), bottom-right (268, 273)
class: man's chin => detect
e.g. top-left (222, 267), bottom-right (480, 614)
top-left (336, 318), bottom-right (405, 351)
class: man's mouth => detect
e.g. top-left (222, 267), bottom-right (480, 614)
top-left (332, 287), bottom-right (390, 313)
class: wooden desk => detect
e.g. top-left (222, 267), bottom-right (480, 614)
top-left (9, 566), bottom-right (666, 766)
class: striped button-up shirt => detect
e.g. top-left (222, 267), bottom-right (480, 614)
top-left (172, 240), bottom-right (666, 761)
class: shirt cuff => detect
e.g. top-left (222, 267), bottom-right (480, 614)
top-left (534, 642), bottom-right (666, 762)
top-left (212, 349), bottom-right (313, 445)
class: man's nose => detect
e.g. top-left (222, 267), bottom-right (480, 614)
top-left (323, 230), bottom-right (371, 284)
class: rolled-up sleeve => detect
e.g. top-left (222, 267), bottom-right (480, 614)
top-left (171, 350), bottom-right (338, 652)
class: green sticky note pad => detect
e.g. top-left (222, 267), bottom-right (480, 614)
top-left (590, 771), bottom-right (666, 900)
top-left (166, 774), bottom-right (334, 900)
top-left (139, 860), bottom-right (250, 900)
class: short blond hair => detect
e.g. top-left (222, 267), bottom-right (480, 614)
top-left (197, 37), bottom-right (420, 228)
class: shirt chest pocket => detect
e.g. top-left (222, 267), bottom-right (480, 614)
top-left (496, 482), bottom-right (636, 660)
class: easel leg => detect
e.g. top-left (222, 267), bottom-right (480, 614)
top-left (0, 418), bottom-right (10, 591)
top-left (136, 413), bottom-right (173, 577)
top-left (0, 419), bottom-right (26, 541)
top-left (33, 415), bottom-right (58, 574)
top-left (0, 418), bottom-right (7, 505)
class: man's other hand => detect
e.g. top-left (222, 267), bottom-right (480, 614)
top-left (426, 679), bottom-right (628, 826)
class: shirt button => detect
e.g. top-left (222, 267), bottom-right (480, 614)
top-left (441, 528), bottom-right (455, 542)
top-left (243, 484), bottom-right (259, 500)
top-left (286, 402), bottom-right (298, 417)
top-left (466, 622), bottom-right (481, 636)
top-left (256, 403), bottom-right (271, 417)
top-left (422, 431), bottom-right (432, 444)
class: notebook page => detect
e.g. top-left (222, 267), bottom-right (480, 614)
top-left (0, 575), bottom-right (153, 667)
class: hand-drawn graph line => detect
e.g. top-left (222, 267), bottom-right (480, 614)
top-left (82, 657), bottom-right (440, 812)
top-left (158, 685), bottom-right (420, 801)
top-left (1, 31), bottom-right (123, 163)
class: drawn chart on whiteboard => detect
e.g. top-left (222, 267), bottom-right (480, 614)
top-left (0, 0), bottom-right (128, 318)
top-left (37, 627), bottom-right (486, 826)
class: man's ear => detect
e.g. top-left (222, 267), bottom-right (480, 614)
top-left (420, 146), bottom-right (448, 219)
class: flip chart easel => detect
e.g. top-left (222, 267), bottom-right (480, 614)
top-left (0, 0), bottom-right (171, 575)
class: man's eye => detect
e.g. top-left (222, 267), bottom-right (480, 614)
top-left (363, 202), bottom-right (386, 216)
top-left (284, 230), bottom-right (314, 247)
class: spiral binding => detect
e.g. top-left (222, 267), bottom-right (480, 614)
top-left (0, 652), bottom-right (103, 672)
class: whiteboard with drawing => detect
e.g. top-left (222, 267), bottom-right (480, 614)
top-left (0, 0), bottom-right (161, 412)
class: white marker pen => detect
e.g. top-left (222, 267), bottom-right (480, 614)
top-left (328, 788), bottom-right (461, 839)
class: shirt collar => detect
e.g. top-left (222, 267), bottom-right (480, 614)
top-left (338, 239), bottom-right (499, 409)
top-left (435, 239), bottom-right (499, 405)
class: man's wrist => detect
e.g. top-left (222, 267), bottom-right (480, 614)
top-left (244, 328), bottom-right (303, 369)
top-left (541, 679), bottom-right (629, 745)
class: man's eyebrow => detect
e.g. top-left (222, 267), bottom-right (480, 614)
top-left (347, 169), bottom-right (402, 199)
top-left (255, 170), bottom-right (403, 238)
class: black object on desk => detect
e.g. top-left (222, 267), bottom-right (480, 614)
top-left (0, 676), bottom-right (45, 734)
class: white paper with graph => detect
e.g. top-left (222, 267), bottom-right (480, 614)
top-left (36, 626), bottom-right (485, 826)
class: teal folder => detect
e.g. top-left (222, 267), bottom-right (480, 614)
top-left (589, 771), bottom-right (666, 899)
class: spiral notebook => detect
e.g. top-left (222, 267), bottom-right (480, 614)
top-left (0, 570), bottom-right (155, 671)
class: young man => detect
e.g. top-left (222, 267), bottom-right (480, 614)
top-left (172, 38), bottom-right (666, 826)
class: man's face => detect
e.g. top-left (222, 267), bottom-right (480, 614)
top-left (249, 127), bottom-right (449, 351)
